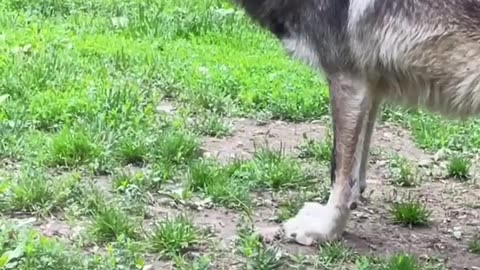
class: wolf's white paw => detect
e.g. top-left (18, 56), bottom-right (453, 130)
top-left (282, 202), bottom-right (348, 246)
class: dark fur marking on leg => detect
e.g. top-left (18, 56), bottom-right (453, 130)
top-left (349, 176), bottom-right (358, 210)
top-left (360, 185), bottom-right (366, 194)
top-left (330, 133), bottom-right (337, 186)
top-left (349, 176), bottom-right (356, 188)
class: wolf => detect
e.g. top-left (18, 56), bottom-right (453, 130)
top-left (232, 0), bottom-right (480, 246)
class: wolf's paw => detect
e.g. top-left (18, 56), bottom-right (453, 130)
top-left (283, 202), bottom-right (348, 246)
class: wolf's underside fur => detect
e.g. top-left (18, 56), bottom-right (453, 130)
top-left (233, 0), bottom-right (480, 245)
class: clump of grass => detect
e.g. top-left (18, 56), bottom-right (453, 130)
top-left (223, 157), bottom-right (254, 177)
top-left (318, 241), bottom-right (356, 265)
top-left (384, 254), bottom-right (419, 270)
top-left (151, 159), bottom-right (176, 183)
top-left (390, 194), bottom-right (431, 227)
top-left (235, 227), bottom-right (285, 270)
top-left (115, 136), bottom-right (149, 166)
top-left (173, 255), bottom-right (212, 270)
top-left (468, 233), bottom-right (480, 254)
top-left (0, 223), bottom-right (85, 270)
top-left (192, 112), bottom-right (231, 137)
top-left (355, 255), bottom-right (385, 270)
top-left (185, 146), bottom-right (310, 209)
top-left (355, 253), bottom-right (442, 270)
top-left (48, 128), bottom-right (101, 167)
top-left (447, 155), bottom-right (470, 180)
top-left (187, 159), bottom-right (225, 192)
top-left (89, 205), bottom-right (138, 243)
top-left (68, 181), bottom-right (108, 216)
top-left (186, 158), bottom-right (250, 209)
top-left (389, 155), bottom-right (418, 187)
top-left (3, 168), bottom-right (74, 213)
top-left (0, 221), bottom-right (145, 270)
top-left (156, 130), bottom-right (201, 165)
top-left (247, 246), bottom-right (285, 270)
top-left (253, 144), bottom-right (308, 189)
top-left (148, 215), bottom-right (201, 258)
top-left (112, 170), bottom-right (147, 193)
top-left (298, 134), bottom-right (332, 162)
top-left (187, 89), bottom-right (235, 116)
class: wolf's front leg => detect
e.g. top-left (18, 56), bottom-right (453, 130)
top-left (283, 72), bottom-right (376, 245)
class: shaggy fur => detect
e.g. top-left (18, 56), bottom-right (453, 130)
top-left (233, 0), bottom-right (480, 245)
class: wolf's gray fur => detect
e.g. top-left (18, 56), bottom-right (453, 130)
top-left (233, 0), bottom-right (480, 245)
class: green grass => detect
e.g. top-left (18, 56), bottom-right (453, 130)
top-left (390, 194), bottom-right (432, 227)
top-left (148, 215), bottom-right (203, 258)
top-left (298, 133), bottom-right (332, 162)
top-left (88, 205), bottom-right (139, 243)
top-left (235, 227), bottom-right (286, 270)
top-left (1, 168), bottom-right (77, 214)
top-left (111, 170), bottom-right (145, 192)
top-left (384, 254), bottom-right (420, 270)
top-left (47, 127), bottom-right (102, 167)
top-left (0, 0), bottom-right (478, 269)
top-left (155, 129), bottom-right (202, 166)
top-left (190, 111), bottom-right (232, 137)
top-left (468, 233), bottom-right (480, 254)
top-left (447, 155), bottom-right (471, 180)
top-left (0, 221), bottom-right (145, 270)
top-left (317, 241), bottom-right (356, 265)
top-left (185, 158), bottom-right (251, 209)
top-left (388, 154), bottom-right (419, 187)
top-left (252, 144), bottom-right (310, 189)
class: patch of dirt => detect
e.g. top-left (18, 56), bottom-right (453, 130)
top-left (192, 208), bottom-right (241, 247)
top-left (201, 118), bottom-right (328, 162)
top-left (7, 216), bottom-right (84, 243)
top-left (345, 179), bottom-right (480, 269)
top-left (200, 118), bottom-right (480, 270)
top-left (372, 122), bottom-right (433, 160)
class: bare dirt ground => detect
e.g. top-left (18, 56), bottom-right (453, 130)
top-left (198, 118), bottom-right (480, 270)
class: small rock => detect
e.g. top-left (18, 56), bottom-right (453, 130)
top-left (439, 161), bottom-right (449, 169)
top-left (263, 199), bottom-right (274, 207)
top-left (111, 16), bottom-right (129, 28)
top-left (143, 264), bottom-right (154, 270)
top-left (449, 227), bottom-right (463, 240)
top-left (418, 158), bottom-right (433, 167)
top-left (433, 149), bottom-right (447, 161)
top-left (453, 231), bottom-right (462, 240)
top-left (198, 66), bottom-right (209, 75)
top-left (203, 152), bottom-right (214, 159)
top-left (354, 212), bottom-right (369, 220)
top-left (156, 102), bottom-right (175, 115)
top-left (40, 221), bottom-right (71, 237)
top-left (376, 160), bottom-right (388, 166)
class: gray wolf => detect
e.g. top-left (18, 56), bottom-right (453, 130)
top-left (233, 0), bottom-right (480, 245)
